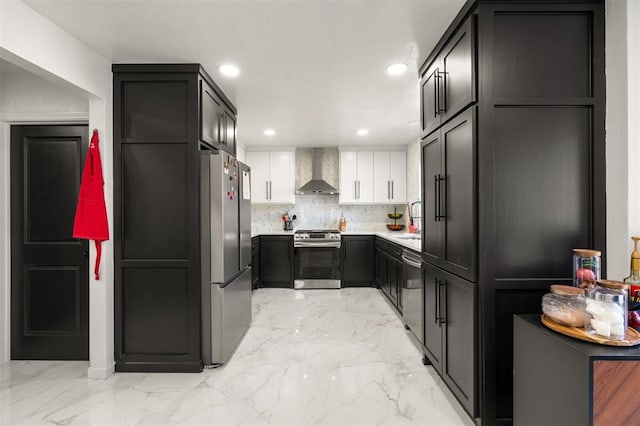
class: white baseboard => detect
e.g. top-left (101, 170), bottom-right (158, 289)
top-left (87, 362), bottom-right (115, 379)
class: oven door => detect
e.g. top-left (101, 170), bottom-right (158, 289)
top-left (294, 246), bottom-right (341, 289)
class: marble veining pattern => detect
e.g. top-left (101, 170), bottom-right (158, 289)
top-left (0, 289), bottom-right (473, 425)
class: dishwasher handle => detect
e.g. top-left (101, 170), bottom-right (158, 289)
top-left (401, 253), bottom-right (422, 269)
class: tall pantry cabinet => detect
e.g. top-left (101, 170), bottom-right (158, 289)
top-left (112, 64), bottom-right (237, 372)
top-left (419, 1), bottom-right (605, 424)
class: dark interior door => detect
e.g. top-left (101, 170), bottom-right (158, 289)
top-left (10, 124), bottom-right (89, 360)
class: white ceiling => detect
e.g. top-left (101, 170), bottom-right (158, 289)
top-left (22, 0), bottom-right (465, 147)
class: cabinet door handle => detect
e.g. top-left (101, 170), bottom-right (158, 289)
top-left (354, 181), bottom-right (357, 200)
top-left (435, 69), bottom-right (446, 114)
top-left (434, 278), bottom-right (440, 324)
top-left (266, 181), bottom-right (269, 200)
top-left (434, 175), bottom-right (440, 222)
top-left (357, 181), bottom-right (361, 200)
top-left (387, 180), bottom-right (390, 199)
top-left (432, 68), bottom-right (440, 117)
top-left (439, 175), bottom-right (447, 220)
top-left (269, 181), bottom-right (272, 200)
top-left (438, 279), bottom-right (447, 325)
top-left (391, 181), bottom-right (394, 199)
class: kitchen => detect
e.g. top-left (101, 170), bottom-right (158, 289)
top-left (0, 0), bottom-right (639, 425)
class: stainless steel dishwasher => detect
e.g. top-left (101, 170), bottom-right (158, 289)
top-left (401, 248), bottom-right (423, 344)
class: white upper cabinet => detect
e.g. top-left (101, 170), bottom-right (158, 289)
top-left (246, 150), bottom-right (295, 204)
top-left (339, 151), bottom-right (374, 203)
top-left (374, 151), bottom-right (407, 203)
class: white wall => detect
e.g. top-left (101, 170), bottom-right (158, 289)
top-left (406, 140), bottom-right (421, 204)
top-left (236, 143), bottom-right (247, 163)
top-left (605, 0), bottom-right (640, 279)
top-left (0, 72), bottom-right (88, 117)
top-left (0, 0), bottom-right (114, 378)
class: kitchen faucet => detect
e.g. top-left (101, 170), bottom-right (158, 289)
top-left (409, 201), bottom-right (421, 233)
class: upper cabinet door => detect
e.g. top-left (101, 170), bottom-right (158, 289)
top-left (389, 151), bottom-right (407, 203)
top-left (200, 80), bottom-right (222, 148)
top-left (373, 151), bottom-right (407, 203)
top-left (246, 152), bottom-right (269, 203)
top-left (420, 17), bottom-right (475, 139)
top-left (339, 152), bottom-right (357, 203)
top-left (440, 18), bottom-right (475, 124)
top-left (268, 152), bottom-right (295, 204)
top-left (421, 61), bottom-right (441, 138)
top-left (373, 152), bottom-right (391, 202)
top-left (356, 152), bottom-right (374, 203)
top-left (223, 108), bottom-right (236, 156)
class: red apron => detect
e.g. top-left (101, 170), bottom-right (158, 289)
top-left (73, 129), bottom-right (109, 280)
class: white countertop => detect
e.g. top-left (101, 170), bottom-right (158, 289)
top-left (252, 230), bottom-right (421, 252)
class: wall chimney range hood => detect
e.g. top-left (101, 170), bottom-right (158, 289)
top-left (296, 148), bottom-right (339, 195)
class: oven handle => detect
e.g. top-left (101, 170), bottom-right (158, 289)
top-left (294, 242), bottom-right (341, 248)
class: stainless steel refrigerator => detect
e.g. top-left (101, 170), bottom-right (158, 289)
top-left (200, 150), bottom-right (252, 366)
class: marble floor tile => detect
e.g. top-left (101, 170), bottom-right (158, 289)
top-left (0, 288), bottom-right (474, 425)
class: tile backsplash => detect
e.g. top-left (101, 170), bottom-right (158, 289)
top-left (251, 195), bottom-right (405, 233)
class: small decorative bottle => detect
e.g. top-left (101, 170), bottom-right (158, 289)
top-left (624, 236), bottom-right (640, 312)
top-left (338, 212), bottom-right (347, 232)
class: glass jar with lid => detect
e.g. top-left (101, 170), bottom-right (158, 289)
top-left (542, 284), bottom-right (586, 327)
top-left (585, 280), bottom-right (629, 340)
top-left (573, 249), bottom-right (601, 288)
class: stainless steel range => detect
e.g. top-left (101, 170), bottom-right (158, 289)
top-left (294, 230), bottom-right (342, 289)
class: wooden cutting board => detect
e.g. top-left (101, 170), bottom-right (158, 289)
top-left (541, 314), bottom-right (640, 346)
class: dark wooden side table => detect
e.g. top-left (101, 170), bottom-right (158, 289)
top-left (514, 314), bottom-right (640, 426)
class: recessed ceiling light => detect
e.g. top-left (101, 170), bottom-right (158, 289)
top-left (219, 64), bottom-right (240, 77)
top-left (357, 129), bottom-right (369, 136)
top-left (264, 129), bottom-right (276, 136)
top-left (386, 63), bottom-right (407, 75)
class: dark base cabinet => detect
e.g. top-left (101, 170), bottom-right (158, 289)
top-left (251, 237), bottom-right (260, 290)
top-left (514, 315), bottom-right (640, 426)
top-left (113, 64), bottom-right (237, 373)
top-left (342, 235), bottom-right (374, 287)
top-left (423, 263), bottom-right (476, 418)
top-left (259, 236), bottom-right (293, 288)
top-left (375, 237), bottom-right (402, 312)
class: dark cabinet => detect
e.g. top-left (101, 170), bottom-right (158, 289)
top-left (200, 81), bottom-right (223, 148)
top-left (342, 235), bottom-right (375, 287)
top-left (260, 236), bottom-right (293, 288)
top-left (251, 237), bottom-right (260, 290)
top-left (374, 239), bottom-right (386, 290)
top-left (423, 263), bottom-right (476, 417)
top-left (376, 237), bottom-right (402, 312)
top-left (514, 315), bottom-right (640, 426)
top-left (199, 78), bottom-right (237, 156)
top-left (113, 64), bottom-right (237, 373)
top-left (222, 108), bottom-right (237, 155)
top-left (422, 107), bottom-right (476, 282)
top-left (421, 18), bottom-right (475, 138)
top-left (420, 1), bottom-right (605, 423)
